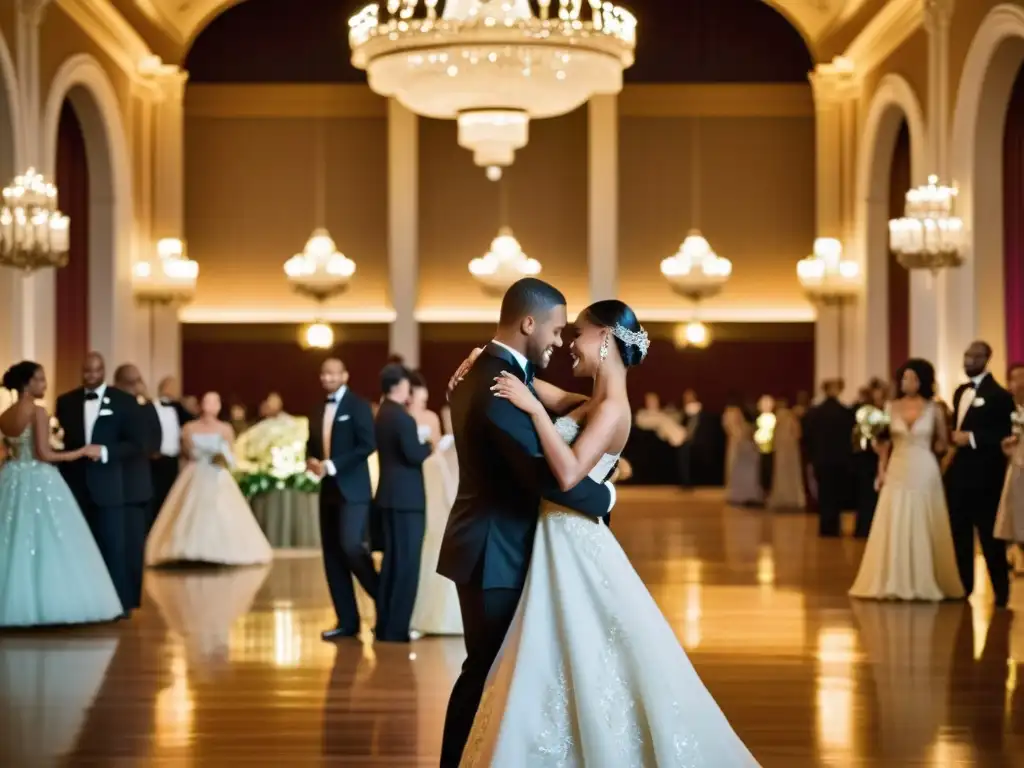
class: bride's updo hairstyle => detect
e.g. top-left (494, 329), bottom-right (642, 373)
top-left (580, 300), bottom-right (650, 368)
top-left (2, 361), bottom-right (41, 393)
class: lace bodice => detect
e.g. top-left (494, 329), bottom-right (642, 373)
top-left (553, 416), bottom-right (620, 482)
top-left (2, 426), bottom-right (35, 464)
top-left (189, 432), bottom-right (235, 467)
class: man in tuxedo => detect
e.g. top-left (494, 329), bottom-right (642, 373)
top-left (852, 381), bottom-right (888, 538)
top-left (803, 378), bottom-right (855, 537)
top-left (112, 364), bottom-right (162, 611)
top-left (150, 376), bottom-right (194, 525)
top-left (437, 278), bottom-right (617, 768)
top-left (373, 363), bottom-right (433, 642)
top-left (306, 357), bottom-right (378, 640)
top-left (56, 352), bottom-right (144, 613)
top-left (946, 340), bottom-right (1016, 607)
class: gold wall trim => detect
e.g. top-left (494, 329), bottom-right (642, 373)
top-left (185, 83), bottom-right (814, 119)
top-left (185, 84), bottom-right (389, 118)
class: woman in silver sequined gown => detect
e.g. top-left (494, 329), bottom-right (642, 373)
top-left (0, 362), bottom-right (123, 627)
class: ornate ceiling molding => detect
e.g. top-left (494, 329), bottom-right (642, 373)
top-left (842, 0), bottom-right (925, 78)
top-left (57, 0), bottom-right (155, 80)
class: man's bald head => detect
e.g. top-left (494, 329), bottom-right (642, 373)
top-left (82, 352), bottom-right (106, 389)
top-left (114, 363), bottom-right (144, 396)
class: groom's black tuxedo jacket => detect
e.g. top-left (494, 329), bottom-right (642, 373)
top-left (306, 389), bottom-right (375, 504)
top-left (946, 374), bottom-right (1014, 490)
top-left (437, 343), bottom-right (612, 591)
top-left (56, 385), bottom-right (144, 509)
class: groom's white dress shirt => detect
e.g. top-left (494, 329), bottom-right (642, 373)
top-left (489, 339), bottom-right (616, 513)
top-left (322, 385), bottom-right (347, 477)
top-left (83, 383), bottom-right (109, 464)
top-left (956, 372), bottom-right (989, 449)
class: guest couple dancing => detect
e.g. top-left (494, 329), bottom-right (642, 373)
top-left (850, 342), bottom-right (1016, 606)
top-left (425, 278), bottom-right (760, 767)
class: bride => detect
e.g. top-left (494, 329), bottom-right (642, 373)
top-left (456, 300), bottom-right (759, 767)
top-left (849, 359), bottom-right (964, 601)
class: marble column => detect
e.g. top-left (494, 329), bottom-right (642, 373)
top-left (588, 95), bottom-right (618, 304)
top-left (387, 99), bottom-right (419, 367)
top-left (145, 63), bottom-right (189, 386)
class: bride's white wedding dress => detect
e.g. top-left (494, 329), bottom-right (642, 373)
top-left (849, 402), bottom-right (964, 601)
top-left (461, 417), bottom-right (759, 767)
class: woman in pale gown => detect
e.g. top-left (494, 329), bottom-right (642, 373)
top-left (994, 363), bottom-right (1024, 570)
top-left (849, 359), bottom-right (964, 601)
top-left (768, 401), bottom-right (806, 509)
top-left (0, 361), bottom-right (123, 627)
top-left (726, 406), bottom-right (764, 507)
top-left (460, 299), bottom-right (759, 767)
top-left (722, 400), bottom-right (744, 486)
top-left (146, 392), bottom-right (272, 567)
top-left (407, 372), bottom-right (463, 636)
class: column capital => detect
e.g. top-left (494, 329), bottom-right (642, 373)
top-left (924, 0), bottom-right (955, 34)
top-left (809, 57), bottom-right (859, 106)
top-left (138, 56), bottom-right (189, 102)
top-left (16, 0), bottom-right (54, 25)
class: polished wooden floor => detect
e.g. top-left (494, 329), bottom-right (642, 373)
top-left (2, 488), bottom-right (1024, 767)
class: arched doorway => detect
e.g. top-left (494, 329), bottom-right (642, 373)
top-left (1004, 64), bottom-right (1024, 368)
top-left (855, 74), bottom-right (926, 384)
top-left (0, 30), bottom-right (23, 369)
top-left (41, 55), bottom-right (134, 369)
top-left (950, 4), bottom-right (1024, 384)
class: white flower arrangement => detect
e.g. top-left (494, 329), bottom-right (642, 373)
top-left (233, 415), bottom-right (320, 498)
top-left (855, 404), bottom-right (890, 449)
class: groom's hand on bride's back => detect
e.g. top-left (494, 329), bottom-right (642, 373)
top-left (447, 346), bottom-right (486, 400)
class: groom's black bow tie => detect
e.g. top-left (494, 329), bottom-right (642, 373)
top-left (84, 391), bottom-right (99, 401)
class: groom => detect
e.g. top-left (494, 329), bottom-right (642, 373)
top-left (437, 278), bottom-right (617, 767)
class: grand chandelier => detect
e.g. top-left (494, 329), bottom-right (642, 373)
top-left (349, 0), bottom-right (637, 178)
top-left (469, 226), bottom-right (540, 294)
top-left (796, 237), bottom-right (861, 303)
top-left (132, 238), bottom-right (199, 303)
top-left (888, 175), bottom-right (964, 270)
top-left (659, 231), bottom-right (732, 301)
top-left (283, 228), bottom-right (356, 301)
top-left (0, 168), bottom-right (70, 271)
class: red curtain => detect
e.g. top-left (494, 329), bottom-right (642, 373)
top-left (1004, 66), bottom-right (1024, 367)
top-left (887, 120), bottom-right (911, 377)
top-left (55, 101), bottom-right (90, 395)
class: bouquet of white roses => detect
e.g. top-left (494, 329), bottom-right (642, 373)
top-left (233, 415), bottom-right (320, 499)
top-left (854, 404), bottom-right (890, 450)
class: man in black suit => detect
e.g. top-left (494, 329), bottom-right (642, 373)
top-left (306, 357), bottom-right (378, 640)
top-left (946, 340), bottom-right (1016, 607)
top-left (373, 364), bottom-right (433, 642)
top-left (852, 381), bottom-right (887, 538)
top-left (112, 364), bottom-right (162, 611)
top-left (56, 352), bottom-right (144, 613)
top-left (803, 378), bottom-right (855, 537)
top-left (150, 376), bottom-right (194, 527)
top-left (437, 278), bottom-right (617, 768)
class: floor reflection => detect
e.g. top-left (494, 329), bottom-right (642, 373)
top-left (0, 490), bottom-right (1021, 765)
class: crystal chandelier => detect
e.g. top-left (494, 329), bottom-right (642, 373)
top-left (132, 238), bottom-right (199, 304)
top-left (796, 237), bottom-right (862, 303)
top-left (469, 226), bottom-right (541, 295)
top-left (0, 168), bottom-right (70, 271)
top-left (349, 0), bottom-right (637, 178)
top-left (283, 229), bottom-right (356, 301)
top-left (888, 175), bottom-right (964, 270)
top-left (660, 231), bottom-right (732, 301)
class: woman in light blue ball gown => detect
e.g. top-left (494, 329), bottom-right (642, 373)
top-left (0, 361), bottom-right (124, 627)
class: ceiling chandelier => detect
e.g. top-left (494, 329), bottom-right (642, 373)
top-left (796, 237), bottom-right (862, 304)
top-left (283, 228), bottom-right (356, 301)
top-left (888, 175), bottom-right (964, 270)
top-left (0, 168), bottom-right (69, 271)
top-left (674, 320), bottom-right (710, 349)
top-left (132, 238), bottom-right (199, 303)
top-left (660, 231), bottom-right (732, 302)
top-left (349, 0), bottom-right (637, 178)
top-left (469, 226), bottom-right (541, 294)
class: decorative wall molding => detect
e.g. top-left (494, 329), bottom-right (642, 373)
top-left (185, 83), bottom-right (816, 120)
top-left (179, 307), bottom-right (399, 324)
top-left (414, 305), bottom-right (817, 324)
top-left (56, 0), bottom-right (154, 81)
top-left (843, 0), bottom-right (925, 77)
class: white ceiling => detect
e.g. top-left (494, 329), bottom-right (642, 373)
top-left (133, 0), bottom-right (860, 50)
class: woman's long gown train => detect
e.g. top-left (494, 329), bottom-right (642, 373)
top-left (0, 426), bottom-right (123, 627)
top-left (146, 433), bottom-right (272, 566)
top-left (461, 417), bottom-right (759, 767)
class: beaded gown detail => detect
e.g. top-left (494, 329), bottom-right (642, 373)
top-left (460, 417), bottom-right (760, 767)
top-left (0, 426), bottom-right (123, 627)
top-left (146, 433), bottom-right (272, 566)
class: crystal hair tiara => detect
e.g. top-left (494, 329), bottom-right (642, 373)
top-left (612, 323), bottom-right (650, 360)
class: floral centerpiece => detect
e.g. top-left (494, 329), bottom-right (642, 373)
top-left (233, 414), bottom-right (320, 499)
top-left (854, 404), bottom-right (890, 450)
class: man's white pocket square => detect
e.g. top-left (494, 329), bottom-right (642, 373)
top-left (337, 414), bottom-right (351, 422)
top-left (98, 408), bottom-right (113, 416)
top-left (972, 397), bottom-right (986, 407)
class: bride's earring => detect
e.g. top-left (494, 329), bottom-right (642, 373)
top-left (599, 336), bottom-right (609, 362)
